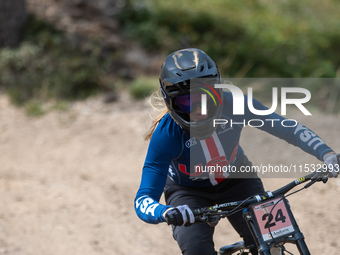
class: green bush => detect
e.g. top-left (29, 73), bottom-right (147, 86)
top-left (129, 76), bottom-right (159, 99)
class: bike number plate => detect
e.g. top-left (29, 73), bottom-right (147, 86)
top-left (251, 197), bottom-right (295, 242)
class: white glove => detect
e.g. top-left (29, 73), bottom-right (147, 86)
top-left (164, 205), bottom-right (195, 226)
top-left (323, 153), bottom-right (340, 178)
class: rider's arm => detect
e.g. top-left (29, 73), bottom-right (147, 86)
top-left (134, 166), bottom-right (171, 224)
top-left (242, 95), bottom-right (333, 161)
top-left (134, 115), bottom-right (182, 224)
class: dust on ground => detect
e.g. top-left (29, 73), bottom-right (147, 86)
top-left (0, 92), bottom-right (339, 255)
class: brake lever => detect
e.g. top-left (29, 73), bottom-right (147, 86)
top-left (311, 171), bottom-right (329, 181)
top-left (194, 208), bottom-right (225, 225)
top-left (305, 172), bottom-right (329, 188)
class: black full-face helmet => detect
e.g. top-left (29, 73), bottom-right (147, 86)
top-left (159, 48), bottom-right (223, 140)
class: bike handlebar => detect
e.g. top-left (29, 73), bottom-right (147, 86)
top-left (193, 170), bottom-right (330, 218)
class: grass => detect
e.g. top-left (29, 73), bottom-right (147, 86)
top-left (24, 100), bottom-right (45, 117)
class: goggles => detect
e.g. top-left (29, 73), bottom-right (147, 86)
top-left (175, 91), bottom-right (213, 114)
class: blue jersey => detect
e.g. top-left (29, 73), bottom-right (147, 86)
top-left (135, 92), bottom-right (333, 224)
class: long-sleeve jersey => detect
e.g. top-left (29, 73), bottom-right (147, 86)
top-left (135, 92), bottom-right (333, 224)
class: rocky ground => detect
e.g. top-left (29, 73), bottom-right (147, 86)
top-left (0, 91), bottom-right (339, 255)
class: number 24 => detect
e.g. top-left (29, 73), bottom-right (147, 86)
top-left (262, 209), bottom-right (287, 229)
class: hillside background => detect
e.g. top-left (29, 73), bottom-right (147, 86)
top-left (1, 0), bottom-right (340, 111)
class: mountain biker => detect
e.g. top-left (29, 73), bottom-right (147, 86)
top-left (134, 48), bottom-right (339, 255)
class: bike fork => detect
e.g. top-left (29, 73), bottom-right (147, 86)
top-left (243, 209), bottom-right (271, 255)
top-left (293, 232), bottom-right (311, 255)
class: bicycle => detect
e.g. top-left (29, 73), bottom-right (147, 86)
top-left (193, 170), bottom-right (334, 255)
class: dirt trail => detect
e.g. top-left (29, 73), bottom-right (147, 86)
top-left (0, 92), bottom-right (339, 255)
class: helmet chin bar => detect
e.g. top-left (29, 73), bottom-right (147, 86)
top-left (190, 126), bottom-right (217, 140)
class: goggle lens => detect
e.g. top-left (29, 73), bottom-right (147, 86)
top-left (176, 92), bottom-right (211, 113)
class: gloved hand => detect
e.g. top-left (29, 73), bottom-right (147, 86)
top-left (164, 205), bottom-right (195, 226)
top-left (323, 153), bottom-right (340, 178)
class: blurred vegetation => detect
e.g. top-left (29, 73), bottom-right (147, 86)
top-left (118, 0), bottom-right (340, 113)
top-left (0, 1), bottom-right (340, 113)
top-left (0, 15), bottom-right (114, 108)
top-left (118, 0), bottom-right (340, 78)
top-left (24, 100), bottom-right (45, 116)
top-left (129, 76), bottom-right (159, 99)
